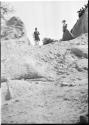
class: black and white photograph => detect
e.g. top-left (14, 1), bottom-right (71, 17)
top-left (0, 0), bottom-right (88, 124)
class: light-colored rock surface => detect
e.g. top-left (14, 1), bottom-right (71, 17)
top-left (1, 33), bottom-right (88, 123)
top-left (1, 16), bottom-right (30, 45)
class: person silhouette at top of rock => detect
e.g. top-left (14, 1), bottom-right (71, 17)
top-left (33, 27), bottom-right (40, 45)
top-left (77, 7), bottom-right (85, 18)
top-left (84, 3), bottom-right (88, 10)
top-left (78, 9), bottom-right (83, 18)
top-left (62, 20), bottom-right (67, 32)
top-left (81, 7), bottom-right (85, 14)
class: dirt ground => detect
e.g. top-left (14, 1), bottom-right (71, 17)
top-left (1, 71), bottom-right (88, 124)
top-left (1, 34), bottom-right (88, 124)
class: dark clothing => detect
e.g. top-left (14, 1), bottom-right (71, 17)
top-left (63, 24), bottom-right (67, 32)
top-left (62, 29), bottom-right (74, 41)
top-left (77, 3), bottom-right (88, 18)
top-left (34, 31), bottom-right (40, 41)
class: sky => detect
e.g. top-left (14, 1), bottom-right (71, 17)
top-left (5, 0), bottom-right (88, 44)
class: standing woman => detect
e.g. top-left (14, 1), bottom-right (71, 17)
top-left (62, 20), bottom-right (74, 41)
top-left (62, 20), bottom-right (67, 32)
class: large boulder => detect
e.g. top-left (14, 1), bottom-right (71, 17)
top-left (71, 45), bottom-right (88, 58)
top-left (1, 16), bottom-right (27, 40)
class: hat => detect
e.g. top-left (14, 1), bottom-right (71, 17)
top-left (35, 27), bottom-right (37, 30)
top-left (62, 20), bottom-right (66, 23)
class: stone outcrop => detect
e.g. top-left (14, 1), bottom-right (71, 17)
top-left (1, 16), bottom-right (30, 45)
top-left (71, 8), bottom-right (88, 38)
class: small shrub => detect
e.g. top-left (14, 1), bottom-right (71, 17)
top-left (43, 38), bottom-right (55, 45)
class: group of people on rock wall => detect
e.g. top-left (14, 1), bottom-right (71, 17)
top-left (77, 3), bottom-right (88, 18)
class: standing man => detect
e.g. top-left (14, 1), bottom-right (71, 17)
top-left (33, 27), bottom-right (40, 45)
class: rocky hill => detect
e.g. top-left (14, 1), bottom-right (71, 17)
top-left (1, 33), bottom-right (88, 123)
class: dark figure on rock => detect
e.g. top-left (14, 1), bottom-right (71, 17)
top-left (62, 20), bottom-right (67, 32)
top-left (33, 27), bottom-right (40, 45)
top-left (77, 3), bottom-right (88, 18)
top-left (61, 20), bottom-right (74, 41)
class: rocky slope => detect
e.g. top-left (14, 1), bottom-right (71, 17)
top-left (1, 33), bottom-right (88, 123)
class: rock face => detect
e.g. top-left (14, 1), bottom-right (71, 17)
top-left (1, 33), bottom-right (88, 123)
top-left (71, 8), bottom-right (88, 38)
top-left (71, 45), bottom-right (88, 58)
top-left (1, 16), bottom-right (30, 45)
